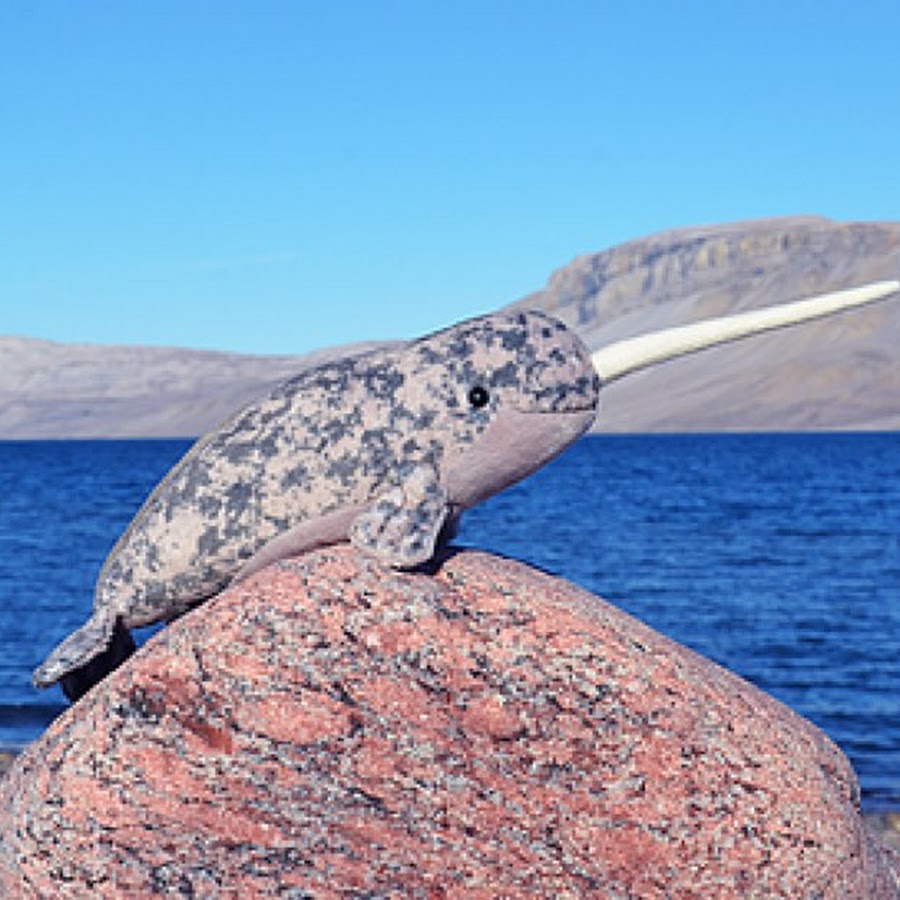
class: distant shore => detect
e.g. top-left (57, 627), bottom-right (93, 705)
top-left (5, 219), bottom-right (900, 439)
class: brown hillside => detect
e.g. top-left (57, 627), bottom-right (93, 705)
top-left (509, 216), bottom-right (900, 431)
top-left (2, 217), bottom-right (898, 437)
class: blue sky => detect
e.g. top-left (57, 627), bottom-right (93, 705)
top-left (2, 1), bottom-right (898, 355)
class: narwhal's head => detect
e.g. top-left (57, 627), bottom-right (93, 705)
top-left (401, 310), bottom-right (598, 510)
top-left (430, 279), bottom-right (899, 511)
top-left (411, 308), bottom-right (599, 415)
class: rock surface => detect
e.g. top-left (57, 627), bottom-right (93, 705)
top-left (1, 547), bottom-right (898, 897)
top-left (3, 216), bottom-right (900, 437)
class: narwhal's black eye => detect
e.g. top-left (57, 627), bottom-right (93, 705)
top-left (468, 385), bottom-right (490, 409)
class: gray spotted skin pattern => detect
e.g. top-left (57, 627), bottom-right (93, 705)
top-left (33, 311), bottom-right (600, 692)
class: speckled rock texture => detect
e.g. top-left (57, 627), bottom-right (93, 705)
top-left (2, 547), bottom-right (898, 898)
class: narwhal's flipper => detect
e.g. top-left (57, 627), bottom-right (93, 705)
top-left (33, 611), bottom-right (135, 702)
top-left (59, 619), bottom-right (136, 702)
top-left (350, 464), bottom-right (450, 568)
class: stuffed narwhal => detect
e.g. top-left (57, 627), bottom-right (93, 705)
top-left (33, 280), bottom-right (899, 701)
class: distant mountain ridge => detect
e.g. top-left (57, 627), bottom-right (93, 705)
top-left (508, 216), bottom-right (900, 431)
top-left (0, 338), bottom-right (382, 439)
top-left (3, 216), bottom-right (900, 438)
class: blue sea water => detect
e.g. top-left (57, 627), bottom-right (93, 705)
top-left (1, 434), bottom-right (898, 810)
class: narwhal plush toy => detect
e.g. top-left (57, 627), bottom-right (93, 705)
top-left (34, 280), bottom-right (899, 701)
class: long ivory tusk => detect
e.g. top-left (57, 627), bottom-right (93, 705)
top-left (591, 280), bottom-right (900, 384)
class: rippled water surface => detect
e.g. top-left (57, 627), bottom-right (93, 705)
top-left (1, 434), bottom-right (898, 809)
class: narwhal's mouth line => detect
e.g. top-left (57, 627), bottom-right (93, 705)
top-left (590, 280), bottom-right (900, 385)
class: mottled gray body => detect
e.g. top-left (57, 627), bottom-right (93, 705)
top-left (34, 311), bottom-right (599, 697)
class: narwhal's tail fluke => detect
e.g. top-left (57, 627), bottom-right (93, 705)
top-left (33, 611), bottom-right (135, 702)
top-left (591, 280), bottom-right (900, 384)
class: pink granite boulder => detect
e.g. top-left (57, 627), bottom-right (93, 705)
top-left (1, 547), bottom-right (897, 898)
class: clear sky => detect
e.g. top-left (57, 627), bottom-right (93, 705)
top-left (2, 1), bottom-right (899, 355)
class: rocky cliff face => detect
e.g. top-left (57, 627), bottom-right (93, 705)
top-left (3, 216), bottom-right (899, 437)
top-left (511, 216), bottom-right (900, 431)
